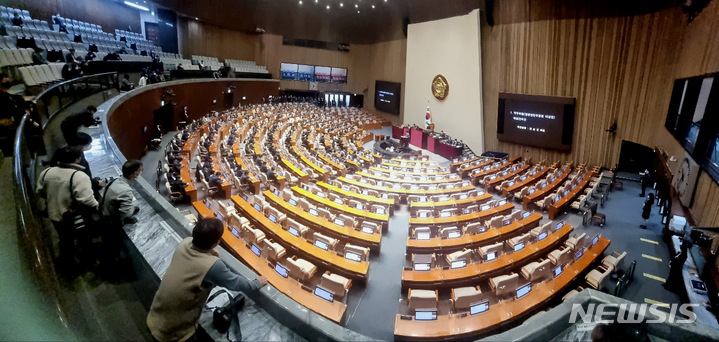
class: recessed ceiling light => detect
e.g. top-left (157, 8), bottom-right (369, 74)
top-left (372, 5), bottom-right (375, 8)
top-left (355, 4), bottom-right (358, 8)
top-left (327, 5), bottom-right (330, 9)
top-left (340, 3), bottom-right (343, 7)
top-left (299, 0), bottom-right (302, 4)
top-left (357, 10), bottom-right (360, 13)
top-left (195, 17), bottom-right (199, 20)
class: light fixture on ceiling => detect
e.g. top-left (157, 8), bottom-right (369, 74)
top-left (357, 10), bottom-right (360, 13)
top-left (355, 4), bottom-right (358, 8)
top-left (123, 1), bottom-right (149, 11)
top-left (327, 5), bottom-right (330, 9)
top-left (372, 5), bottom-right (375, 8)
top-left (298, 0), bottom-right (302, 4)
top-left (340, 3), bottom-right (343, 7)
top-left (195, 17), bottom-right (199, 20)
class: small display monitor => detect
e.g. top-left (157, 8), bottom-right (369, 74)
top-left (502, 218), bottom-right (512, 226)
top-left (288, 198), bottom-right (298, 206)
top-left (250, 243), bottom-right (261, 256)
top-left (334, 198), bottom-right (343, 205)
top-left (485, 251), bottom-right (498, 262)
top-left (470, 300), bottom-right (489, 315)
top-left (253, 203), bottom-right (262, 212)
top-left (502, 171), bottom-right (508, 176)
top-left (216, 213), bottom-right (224, 222)
top-left (440, 211), bottom-right (452, 218)
top-left (459, 194), bottom-right (468, 200)
top-left (417, 232), bottom-right (430, 240)
top-left (521, 176), bottom-right (527, 181)
top-left (314, 240), bottom-right (329, 251)
top-left (230, 226), bottom-right (241, 238)
top-left (413, 263), bottom-right (430, 271)
top-left (381, 194), bottom-right (389, 199)
top-left (508, 181), bottom-right (515, 187)
top-left (514, 243), bottom-right (525, 252)
top-left (418, 211), bottom-right (429, 218)
top-left (345, 251), bottom-right (362, 262)
top-left (273, 189), bottom-right (280, 196)
top-left (333, 218), bottom-right (345, 226)
top-left (308, 208), bottom-right (319, 216)
top-left (447, 231), bottom-right (461, 239)
top-left (529, 188), bottom-right (535, 194)
top-left (551, 176), bottom-right (556, 182)
top-left (451, 259), bottom-right (467, 269)
top-left (555, 196), bottom-right (560, 202)
top-left (342, 185), bottom-right (350, 191)
top-left (516, 283), bottom-right (531, 299)
top-left (563, 190), bottom-right (569, 196)
top-left (556, 221), bottom-right (564, 230)
top-left (553, 265), bottom-right (563, 278)
top-left (522, 211), bottom-right (531, 219)
top-left (361, 226), bottom-right (374, 235)
top-left (575, 248), bottom-right (584, 260)
top-left (268, 214), bottom-right (277, 223)
top-left (204, 199), bottom-right (211, 209)
top-left (414, 311), bottom-right (437, 321)
top-left (241, 193), bottom-right (248, 201)
top-left (411, 185), bottom-right (419, 191)
top-left (355, 203), bottom-right (364, 210)
top-left (274, 263), bottom-right (289, 278)
top-left (490, 175), bottom-right (497, 180)
top-left (375, 207), bottom-right (385, 214)
top-left (418, 196), bottom-right (427, 203)
top-left (538, 231), bottom-right (548, 241)
top-left (480, 204), bottom-right (490, 211)
top-left (314, 286), bottom-right (334, 302)
top-left (592, 234), bottom-right (600, 246)
top-left (477, 225), bottom-right (487, 234)
top-left (288, 226), bottom-right (300, 237)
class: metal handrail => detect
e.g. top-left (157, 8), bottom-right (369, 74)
top-left (34, 72), bottom-right (118, 128)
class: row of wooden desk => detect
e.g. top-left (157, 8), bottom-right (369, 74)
top-left (291, 186), bottom-right (389, 229)
top-left (409, 192), bottom-right (493, 212)
top-left (522, 167), bottom-right (571, 210)
top-left (470, 156), bottom-right (521, 182)
top-left (338, 176), bottom-right (475, 202)
top-left (406, 213), bottom-right (541, 253)
top-left (402, 221), bottom-right (571, 289)
top-left (393, 237), bottom-right (610, 340)
top-left (502, 166), bottom-right (552, 197)
top-left (548, 171), bottom-right (596, 219)
top-left (409, 202), bottom-right (515, 226)
top-left (485, 163), bottom-right (531, 190)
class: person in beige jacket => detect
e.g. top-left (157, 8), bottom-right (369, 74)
top-left (37, 145), bottom-right (98, 278)
top-left (147, 218), bottom-right (267, 341)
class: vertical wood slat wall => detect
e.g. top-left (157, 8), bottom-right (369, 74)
top-left (481, 0), bottom-right (719, 227)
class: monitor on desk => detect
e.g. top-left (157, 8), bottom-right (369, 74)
top-left (308, 208), bottom-right (319, 216)
top-left (288, 198), bottom-right (297, 206)
top-left (268, 214), bottom-right (277, 223)
top-left (288, 226), bottom-right (300, 237)
top-left (553, 265), bottom-right (563, 278)
top-left (274, 263), bottom-right (289, 278)
top-left (345, 251), bottom-right (362, 262)
top-left (411, 185), bottom-right (419, 191)
top-left (575, 248), bottom-right (584, 260)
top-left (498, 199), bottom-right (507, 206)
top-left (375, 207), bottom-right (385, 215)
top-left (333, 218), bottom-right (345, 226)
top-left (418, 211), bottom-right (429, 218)
top-left (459, 194), bottom-right (468, 200)
top-left (462, 208), bottom-right (471, 215)
top-left (334, 198), bottom-right (343, 205)
top-left (342, 185), bottom-right (350, 191)
top-left (382, 193), bottom-right (389, 199)
top-left (555, 196), bottom-right (560, 202)
top-left (204, 198), bottom-right (211, 209)
top-left (516, 283), bottom-right (531, 299)
top-left (314, 286), bottom-right (334, 303)
top-left (529, 188), bottom-right (535, 194)
top-left (414, 263), bottom-right (431, 271)
top-left (362, 190), bottom-right (369, 196)
top-left (314, 239), bottom-right (329, 251)
top-left (521, 176), bottom-right (527, 181)
top-left (440, 211), bottom-right (451, 218)
top-left (273, 189), bottom-right (280, 196)
top-left (538, 231), bottom-right (548, 241)
top-left (522, 211), bottom-right (531, 219)
top-left (253, 203), bottom-right (262, 212)
top-left (355, 203), bottom-right (364, 210)
top-left (592, 234), bottom-right (600, 246)
top-left (392, 184), bottom-right (401, 190)
top-left (485, 251), bottom-right (498, 262)
top-left (551, 176), bottom-right (556, 182)
top-left (415, 310), bottom-right (437, 321)
top-left (230, 226), bottom-right (241, 239)
top-left (451, 259), bottom-right (467, 269)
top-left (502, 218), bottom-right (512, 226)
top-left (417, 232), bottom-right (430, 240)
top-left (563, 190), bottom-right (569, 196)
top-left (447, 231), bottom-right (461, 239)
top-left (480, 204), bottom-right (491, 211)
top-left (508, 181), bottom-right (515, 186)
top-left (514, 243), bottom-right (525, 252)
top-left (555, 221), bottom-right (564, 230)
top-left (216, 213), bottom-right (224, 222)
top-left (361, 226), bottom-right (374, 235)
top-left (428, 185), bottom-right (438, 190)
top-left (490, 175), bottom-right (497, 180)
top-left (317, 192), bottom-right (327, 198)
top-left (241, 193), bottom-right (248, 201)
top-left (418, 196), bottom-right (427, 203)
top-left (470, 300), bottom-right (489, 315)
top-left (250, 243), bottom-right (261, 257)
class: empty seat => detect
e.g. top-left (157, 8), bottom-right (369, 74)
top-left (358, 221), bottom-right (379, 234)
top-left (565, 233), bottom-right (586, 251)
top-left (440, 226), bottom-right (461, 239)
top-left (445, 248), bottom-right (472, 264)
top-left (264, 206), bottom-right (286, 224)
top-left (585, 266), bottom-right (612, 290)
top-left (313, 232), bottom-right (337, 251)
top-left (412, 226), bottom-right (431, 239)
top-left (601, 251), bottom-right (626, 272)
top-left (507, 232), bottom-right (531, 250)
top-left (451, 286), bottom-right (482, 310)
top-left (562, 287), bottom-right (584, 302)
top-left (521, 259), bottom-right (552, 281)
top-left (488, 216), bottom-right (503, 228)
top-left (344, 244), bottom-right (369, 262)
top-left (464, 222), bottom-right (486, 235)
top-left (478, 242), bottom-right (503, 260)
top-left (489, 273), bottom-right (519, 297)
top-left (264, 239), bottom-right (286, 261)
top-left (246, 226), bottom-right (266, 244)
top-left (320, 271), bottom-right (352, 299)
top-left (408, 289), bottom-right (438, 311)
top-left (548, 246), bottom-right (572, 266)
top-left (530, 221), bottom-right (552, 239)
top-left (286, 257), bottom-right (317, 282)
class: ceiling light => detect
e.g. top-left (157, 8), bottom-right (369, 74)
top-left (355, 4), bottom-right (358, 7)
top-left (372, 5), bottom-right (375, 8)
top-left (340, 3), bottom-right (343, 7)
top-left (327, 5), bottom-right (330, 9)
top-left (357, 10), bottom-right (360, 13)
top-left (123, 1), bottom-right (149, 11)
top-left (299, 0), bottom-right (302, 4)
top-left (195, 17), bottom-right (199, 20)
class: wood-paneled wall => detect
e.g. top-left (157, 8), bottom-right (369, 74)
top-left (178, 17), bottom-right (258, 62)
top-left (481, 0), bottom-right (719, 226)
top-left (5, 0), bottom-right (141, 35)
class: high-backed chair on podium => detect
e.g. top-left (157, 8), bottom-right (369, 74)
top-left (521, 259), bottom-right (552, 282)
top-left (408, 289), bottom-right (438, 312)
top-left (451, 286), bottom-right (482, 311)
top-left (489, 273), bottom-right (519, 300)
top-left (320, 271), bottom-right (352, 300)
top-left (286, 256), bottom-right (317, 282)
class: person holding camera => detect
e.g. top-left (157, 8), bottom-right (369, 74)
top-left (147, 218), bottom-right (268, 342)
top-left (37, 146), bottom-right (99, 279)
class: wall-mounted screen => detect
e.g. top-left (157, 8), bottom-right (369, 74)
top-left (375, 80), bottom-right (401, 115)
top-left (315, 66), bottom-right (331, 83)
top-left (280, 63), bottom-right (298, 80)
top-left (497, 93), bottom-right (576, 152)
top-left (297, 64), bottom-right (315, 81)
top-left (331, 67), bottom-right (347, 83)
